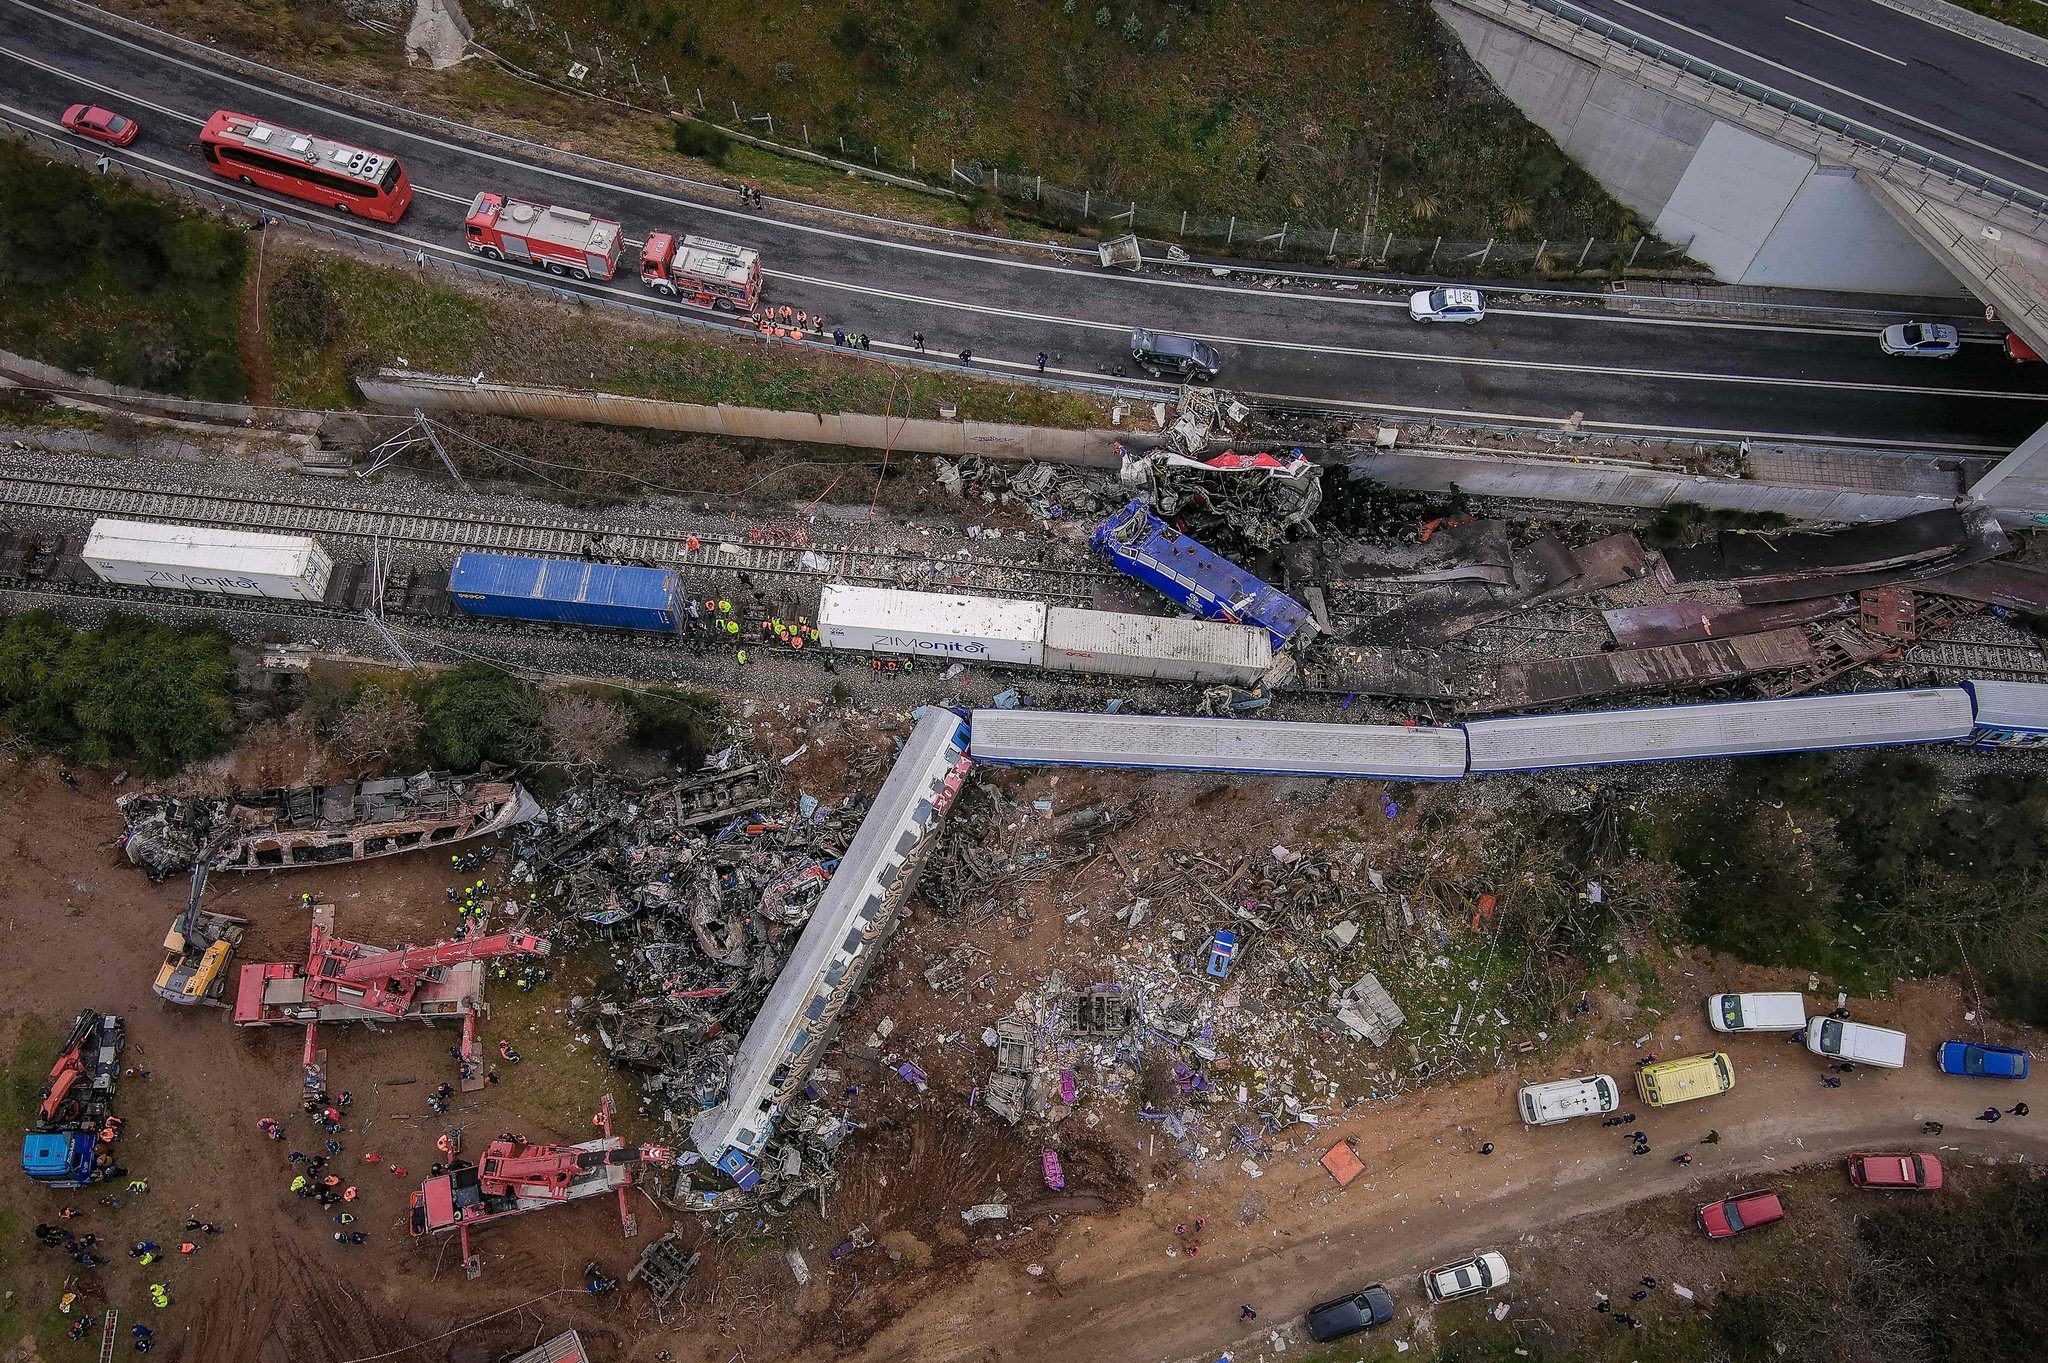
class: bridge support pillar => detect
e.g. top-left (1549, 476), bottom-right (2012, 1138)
top-left (1969, 419), bottom-right (2048, 524)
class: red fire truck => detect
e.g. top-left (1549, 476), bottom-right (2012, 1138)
top-left (638, 232), bottom-right (761, 313)
top-left (463, 192), bottom-right (622, 281)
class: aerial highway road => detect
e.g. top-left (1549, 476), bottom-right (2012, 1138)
top-left (1569, 0), bottom-right (2048, 199)
top-left (2, 0), bottom-right (2045, 450)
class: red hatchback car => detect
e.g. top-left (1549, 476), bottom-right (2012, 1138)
top-left (1697, 1188), bottom-right (1786, 1239)
top-left (1848, 1153), bottom-right (1944, 1190)
top-left (60, 104), bottom-right (139, 146)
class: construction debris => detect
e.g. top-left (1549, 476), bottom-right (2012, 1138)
top-left (1331, 974), bottom-right (1406, 1046)
top-left (1120, 443), bottom-right (1321, 549)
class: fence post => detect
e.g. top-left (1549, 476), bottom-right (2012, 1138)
top-left (1382, 234), bottom-right (1395, 264)
top-left (732, 99), bottom-right (741, 121)
top-left (629, 60), bottom-right (638, 86)
top-left (1036, 175), bottom-right (1042, 200)
top-left (802, 124), bottom-right (809, 147)
top-left (1278, 223), bottom-right (1288, 251)
top-left (662, 75), bottom-right (672, 100)
top-left (1179, 211), bottom-right (1187, 238)
top-left (840, 135), bottom-right (846, 154)
top-left (1226, 217), bottom-right (1235, 247)
top-left (696, 87), bottom-right (705, 109)
top-left (1535, 239), bottom-right (1547, 271)
top-left (911, 154), bottom-right (916, 173)
top-left (1429, 236), bottom-right (1440, 269)
top-left (1577, 238), bottom-right (1593, 269)
top-left (1328, 226), bottom-right (1338, 258)
top-left (1628, 236), bottom-right (1645, 266)
top-left (1083, 189), bottom-right (1090, 219)
top-left (764, 113), bottom-right (773, 135)
top-left (1479, 238), bottom-right (1493, 270)
top-left (563, 27), bottom-right (573, 51)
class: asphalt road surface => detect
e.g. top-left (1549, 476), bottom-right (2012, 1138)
top-left (3, 0), bottom-right (2047, 450)
top-left (1571, 0), bottom-right (2048, 198)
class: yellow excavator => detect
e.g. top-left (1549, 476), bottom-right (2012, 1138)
top-left (153, 852), bottom-right (246, 1006)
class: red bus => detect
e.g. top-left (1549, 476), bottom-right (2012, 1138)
top-left (198, 111), bottom-right (412, 223)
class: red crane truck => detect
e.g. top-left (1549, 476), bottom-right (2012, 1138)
top-left (463, 192), bottom-right (622, 281)
top-left (638, 232), bottom-right (761, 313)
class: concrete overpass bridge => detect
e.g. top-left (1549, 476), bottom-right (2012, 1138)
top-left (1436, 0), bottom-right (2048, 512)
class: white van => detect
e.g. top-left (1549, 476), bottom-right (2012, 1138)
top-left (1518, 1074), bottom-right (1621, 1126)
top-left (1707, 992), bottom-right (1808, 1034)
top-left (1804, 1017), bottom-right (1907, 1069)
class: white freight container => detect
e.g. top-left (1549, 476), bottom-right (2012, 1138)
top-left (819, 584), bottom-right (1045, 667)
top-left (82, 519), bottom-right (334, 601)
top-left (1042, 606), bottom-right (1271, 685)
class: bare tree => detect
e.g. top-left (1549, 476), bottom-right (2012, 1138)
top-left (330, 683), bottom-right (422, 766)
top-left (545, 690), bottom-right (629, 768)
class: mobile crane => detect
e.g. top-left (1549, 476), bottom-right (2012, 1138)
top-left (235, 904), bottom-right (548, 1085)
top-left (20, 1010), bottom-right (125, 1188)
top-left (409, 1096), bottom-right (675, 1276)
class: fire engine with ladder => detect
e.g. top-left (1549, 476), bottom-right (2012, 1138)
top-left (638, 232), bottom-right (760, 313)
top-left (463, 192), bottom-right (622, 281)
top-left (234, 904), bottom-right (548, 1089)
top-left (410, 1096), bottom-right (675, 1276)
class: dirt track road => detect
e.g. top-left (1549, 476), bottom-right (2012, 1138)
top-left (841, 979), bottom-right (2046, 1363)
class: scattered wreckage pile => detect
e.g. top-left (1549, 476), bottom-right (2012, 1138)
top-left (1299, 504), bottom-right (2041, 710)
top-left (920, 789), bottom-right (1462, 1180)
top-left (510, 754), bottom-right (862, 1218)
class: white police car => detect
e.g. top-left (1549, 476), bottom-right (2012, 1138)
top-left (1878, 321), bottom-right (1960, 358)
top-left (1409, 287), bottom-right (1486, 323)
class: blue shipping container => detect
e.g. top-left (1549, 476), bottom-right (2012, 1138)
top-left (449, 552), bottom-right (681, 632)
top-left (1091, 500), bottom-right (1314, 648)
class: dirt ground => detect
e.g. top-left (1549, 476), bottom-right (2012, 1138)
top-left (3, 745), bottom-right (2045, 1363)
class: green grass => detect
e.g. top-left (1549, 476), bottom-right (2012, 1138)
top-left (0, 142), bottom-right (248, 400)
top-left (1946, 0), bottom-right (2048, 41)
top-left (268, 252), bottom-right (1108, 427)
top-left (462, 0), bottom-right (1644, 243)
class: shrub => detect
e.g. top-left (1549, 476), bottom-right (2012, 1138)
top-left (417, 664), bottom-right (541, 769)
top-left (190, 349), bottom-right (249, 402)
top-left (673, 117), bottom-right (732, 167)
top-left (621, 685), bottom-right (722, 767)
top-left (268, 260), bottom-right (342, 351)
top-left (0, 610), bottom-right (235, 771)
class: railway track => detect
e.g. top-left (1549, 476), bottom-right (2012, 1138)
top-left (1904, 638), bottom-right (2048, 681)
top-left (0, 469), bottom-right (1119, 606)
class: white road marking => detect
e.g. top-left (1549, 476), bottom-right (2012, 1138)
top-left (0, 4), bottom-right (1970, 344)
top-left (1785, 16), bottom-right (1907, 66)
top-left (1596, 0), bottom-right (2048, 184)
top-left (1868, 0), bottom-right (2048, 72)
top-left (2, 95), bottom-right (2033, 452)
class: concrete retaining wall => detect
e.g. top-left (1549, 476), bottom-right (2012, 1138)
top-left (360, 367), bottom-right (1971, 522)
top-left (1348, 446), bottom-right (1956, 520)
top-left (0, 347), bottom-right (326, 431)
top-left (356, 370), bottom-right (1131, 468)
top-left (1432, 0), bottom-right (1965, 294)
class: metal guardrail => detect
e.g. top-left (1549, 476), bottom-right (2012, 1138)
top-left (35, 0), bottom-right (1090, 263)
top-left (0, 112), bottom-right (1154, 413)
top-left (1460, 0), bottom-right (2048, 224)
